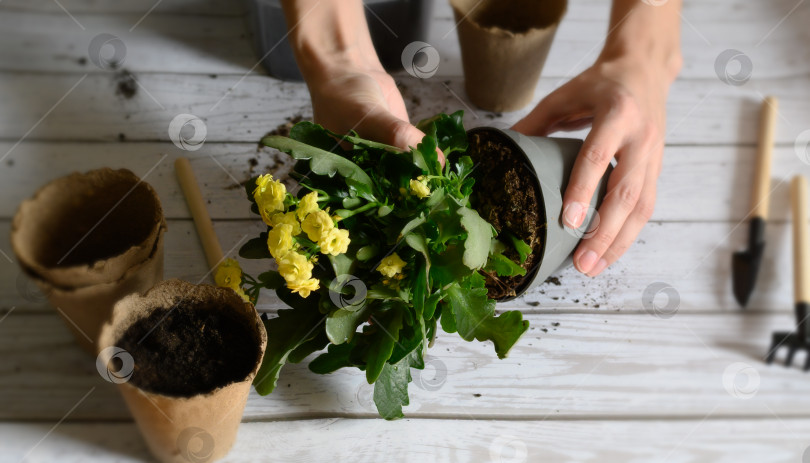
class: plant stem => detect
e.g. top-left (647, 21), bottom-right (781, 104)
top-left (338, 201), bottom-right (379, 219)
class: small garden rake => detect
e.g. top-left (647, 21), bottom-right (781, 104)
top-left (766, 175), bottom-right (810, 370)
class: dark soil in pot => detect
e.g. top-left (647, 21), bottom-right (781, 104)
top-left (468, 131), bottom-right (546, 300)
top-left (51, 181), bottom-right (158, 268)
top-left (116, 302), bottom-right (262, 397)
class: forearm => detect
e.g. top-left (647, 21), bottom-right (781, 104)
top-left (280, 0), bottom-right (381, 81)
top-left (600, 0), bottom-right (683, 81)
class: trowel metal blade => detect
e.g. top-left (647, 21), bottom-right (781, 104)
top-left (732, 242), bottom-right (765, 308)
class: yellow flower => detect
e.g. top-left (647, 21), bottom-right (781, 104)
top-left (215, 258), bottom-right (242, 290)
top-left (253, 174), bottom-right (287, 225)
top-left (318, 227), bottom-right (350, 256)
top-left (377, 253), bottom-right (406, 277)
top-left (215, 258), bottom-right (250, 302)
top-left (409, 178), bottom-right (431, 199)
top-left (287, 277), bottom-right (320, 298)
top-left (296, 191), bottom-right (320, 220)
top-left (301, 209), bottom-right (334, 242)
top-left (234, 287), bottom-right (251, 303)
top-left (277, 251), bottom-right (313, 284)
top-left (267, 223), bottom-right (294, 259)
top-left (270, 211), bottom-right (301, 236)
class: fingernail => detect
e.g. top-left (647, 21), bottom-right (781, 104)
top-left (577, 250), bottom-right (599, 274)
top-left (588, 258), bottom-right (608, 277)
top-left (563, 202), bottom-right (587, 228)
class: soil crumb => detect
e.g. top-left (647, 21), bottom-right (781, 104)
top-left (261, 114), bottom-right (309, 142)
top-left (468, 130), bottom-right (545, 299)
top-left (115, 69), bottom-right (137, 99)
top-left (116, 303), bottom-right (261, 397)
top-left (545, 276), bottom-right (561, 286)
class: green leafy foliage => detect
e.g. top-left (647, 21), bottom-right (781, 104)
top-left (249, 112), bottom-right (532, 418)
top-left (253, 298), bottom-right (324, 396)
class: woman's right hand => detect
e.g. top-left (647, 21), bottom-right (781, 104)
top-left (281, 0), bottom-right (436, 159)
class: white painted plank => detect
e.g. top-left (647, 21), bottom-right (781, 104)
top-left (0, 219), bottom-right (801, 313)
top-left (1, 311), bottom-right (808, 420)
top-left (0, 11), bottom-right (257, 75)
top-left (0, 0), bottom-right (244, 15)
top-left (2, 418), bottom-right (808, 463)
top-left (429, 0), bottom-right (810, 80)
top-left (2, 1), bottom-right (808, 79)
top-left (3, 143), bottom-right (810, 223)
top-left (0, 72), bottom-right (808, 146)
top-left (0, 219), bottom-right (794, 313)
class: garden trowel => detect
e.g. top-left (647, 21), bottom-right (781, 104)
top-left (732, 96), bottom-right (778, 308)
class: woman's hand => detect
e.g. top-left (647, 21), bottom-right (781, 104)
top-left (281, 0), bottom-right (435, 159)
top-left (513, 0), bottom-right (682, 277)
top-left (307, 63), bottom-right (432, 157)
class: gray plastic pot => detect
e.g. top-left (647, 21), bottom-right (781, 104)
top-left (467, 127), bottom-right (612, 301)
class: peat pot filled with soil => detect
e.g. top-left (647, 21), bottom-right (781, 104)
top-left (467, 127), bottom-right (611, 300)
top-left (97, 279), bottom-right (267, 463)
top-left (10, 168), bottom-right (166, 353)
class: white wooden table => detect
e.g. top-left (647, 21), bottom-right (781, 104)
top-left (1, 1), bottom-right (810, 461)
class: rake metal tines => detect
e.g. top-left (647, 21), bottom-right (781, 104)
top-left (766, 176), bottom-right (810, 371)
top-left (765, 304), bottom-right (810, 371)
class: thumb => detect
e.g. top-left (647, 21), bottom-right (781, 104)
top-left (357, 110), bottom-right (445, 166)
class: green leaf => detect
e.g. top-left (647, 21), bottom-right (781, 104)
top-left (444, 277), bottom-right (529, 359)
top-left (415, 127), bottom-right (442, 176)
top-left (423, 291), bottom-right (441, 320)
top-left (458, 206), bottom-right (496, 270)
top-left (239, 234), bottom-right (270, 259)
top-left (257, 270), bottom-right (285, 290)
top-left (261, 135), bottom-right (373, 187)
top-left (244, 177), bottom-right (259, 205)
top-left (484, 253), bottom-right (527, 277)
top-left (412, 257), bottom-right (428, 319)
top-left (340, 131), bottom-right (404, 153)
top-left (253, 302), bottom-right (324, 395)
top-left (364, 308), bottom-right (404, 383)
top-left (309, 343), bottom-right (355, 374)
top-left (288, 330), bottom-right (330, 363)
top-left (433, 111), bottom-right (468, 156)
top-left (326, 303), bottom-right (371, 344)
top-left (508, 233), bottom-right (533, 264)
top-left (328, 253), bottom-right (354, 278)
top-left (398, 214), bottom-right (426, 240)
top-left (430, 244), bottom-right (472, 288)
top-left (473, 310), bottom-right (530, 359)
top-left (289, 121), bottom-right (345, 153)
top-left (356, 245), bottom-right (378, 261)
top-left (439, 302), bottom-right (456, 333)
top-left (373, 350), bottom-right (424, 420)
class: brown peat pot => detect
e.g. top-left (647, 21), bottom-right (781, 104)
top-left (97, 279), bottom-right (267, 463)
top-left (10, 168), bottom-right (166, 352)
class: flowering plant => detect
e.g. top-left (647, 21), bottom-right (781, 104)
top-left (232, 112), bottom-right (530, 419)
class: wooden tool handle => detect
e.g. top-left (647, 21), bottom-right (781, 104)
top-left (175, 157), bottom-right (225, 271)
top-left (751, 96), bottom-right (778, 218)
top-left (792, 176), bottom-right (810, 304)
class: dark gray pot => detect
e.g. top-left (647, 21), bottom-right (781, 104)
top-left (467, 127), bottom-right (612, 301)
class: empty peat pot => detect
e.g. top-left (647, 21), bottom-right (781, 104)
top-left (450, 0), bottom-right (567, 112)
top-left (10, 168), bottom-right (166, 352)
top-left (97, 279), bottom-right (267, 463)
top-left (468, 127), bottom-right (610, 301)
